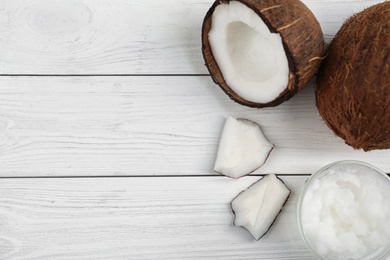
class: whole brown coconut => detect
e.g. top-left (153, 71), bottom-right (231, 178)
top-left (316, 2), bottom-right (390, 151)
top-left (202, 0), bottom-right (324, 108)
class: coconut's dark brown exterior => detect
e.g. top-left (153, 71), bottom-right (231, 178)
top-left (202, 0), bottom-right (324, 108)
top-left (316, 2), bottom-right (390, 151)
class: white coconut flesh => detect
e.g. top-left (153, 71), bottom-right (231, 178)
top-left (214, 116), bottom-right (273, 179)
top-left (208, 1), bottom-right (289, 104)
top-left (231, 174), bottom-right (291, 240)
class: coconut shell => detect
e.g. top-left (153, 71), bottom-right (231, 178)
top-left (316, 2), bottom-right (390, 151)
top-left (202, 0), bottom-right (324, 108)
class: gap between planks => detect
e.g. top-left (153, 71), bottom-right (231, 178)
top-left (0, 74), bottom-right (210, 77)
top-left (0, 174), bottom-right (388, 179)
top-left (0, 173), bottom-right (312, 179)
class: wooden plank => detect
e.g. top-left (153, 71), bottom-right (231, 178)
top-left (0, 0), bottom-right (383, 74)
top-left (0, 175), bottom-right (315, 259)
top-left (1, 76), bottom-right (390, 177)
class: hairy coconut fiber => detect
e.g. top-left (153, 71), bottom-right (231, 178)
top-left (202, 0), bottom-right (324, 108)
top-left (316, 2), bottom-right (390, 151)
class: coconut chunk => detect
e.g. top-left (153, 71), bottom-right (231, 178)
top-left (214, 116), bottom-right (273, 179)
top-left (208, 1), bottom-right (289, 104)
top-left (231, 174), bottom-right (291, 240)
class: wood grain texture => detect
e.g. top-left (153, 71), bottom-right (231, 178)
top-left (0, 0), bottom-right (384, 74)
top-left (1, 76), bottom-right (390, 177)
top-left (1, 1), bottom-right (389, 259)
top-left (0, 176), bottom-right (316, 260)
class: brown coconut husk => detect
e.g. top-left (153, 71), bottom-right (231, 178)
top-left (202, 0), bottom-right (324, 108)
top-left (316, 1), bottom-right (390, 151)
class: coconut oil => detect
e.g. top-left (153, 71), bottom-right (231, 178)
top-left (298, 161), bottom-right (390, 260)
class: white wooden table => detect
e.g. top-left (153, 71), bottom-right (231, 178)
top-left (0, 0), bottom-right (389, 259)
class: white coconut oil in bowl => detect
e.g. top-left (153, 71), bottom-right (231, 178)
top-left (297, 161), bottom-right (390, 260)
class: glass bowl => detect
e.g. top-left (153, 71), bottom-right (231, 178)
top-left (297, 160), bottom-right (390, 260)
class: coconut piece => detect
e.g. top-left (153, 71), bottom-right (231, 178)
top-left (214, 116), bottom-right (273, 179)
top-left (316, 2), bottom-right (390, 151)
top-left (231, 174), bottom-right (291, 240)
top-left (202, 0), bottom-right (324, 108)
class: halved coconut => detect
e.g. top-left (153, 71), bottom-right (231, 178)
top-left (231, 174), bottom-right (291, 240)
top-left (214, 116), bottom-right (273, 179)
top-left (202, 0), bottom-right (324, 107)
